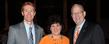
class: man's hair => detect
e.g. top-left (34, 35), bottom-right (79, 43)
top-left (71, 1), bottom-right (86, 11)
top-left (21, 2), bottom-right (36, 12)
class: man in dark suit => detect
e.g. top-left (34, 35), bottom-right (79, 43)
top-left (69, 3), bottom-right (105, 44)
top-left (7, 2), bottom-right (44, 44)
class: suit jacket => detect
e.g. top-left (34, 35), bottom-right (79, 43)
top-left (68, 21), bottom-right (105, 44)
top-left (7, 22), bottom-right (44, 44)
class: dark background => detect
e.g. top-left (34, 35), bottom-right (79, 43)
top-left (0, 0), bottom-right (109, 44)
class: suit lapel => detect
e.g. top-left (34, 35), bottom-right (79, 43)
top-left (20, 22), bottom-right (29, 44)
top-left (76, 21), bottom-right (88, 44)
top-left (34, 24), bottom-right (38, 44)
top-left (71, 27), bottom-right (75, 44)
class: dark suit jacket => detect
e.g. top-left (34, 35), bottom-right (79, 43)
top-left (7, 22), bottom-right (44, 44)
top-left (68, 21), bottom-right (105, 44)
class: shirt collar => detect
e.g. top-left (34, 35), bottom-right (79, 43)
top-left (24, 20), bottom-right (34, 27)
top-left (75, 19), bottom-right (86, 31)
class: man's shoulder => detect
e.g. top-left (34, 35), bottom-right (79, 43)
top-left (85, 21), bottom-right (102, 32)
top-left (86, 21), bottom-right (100, 27)
top-left (34, 24), bottom-right (44, 32)
top-left (35, 24), bottom-right (43, 29)
top-left (9, 22), bottom-right (23, 29)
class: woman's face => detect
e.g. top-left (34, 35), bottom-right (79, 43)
top-left (50, 23), bottom-right (62, 35)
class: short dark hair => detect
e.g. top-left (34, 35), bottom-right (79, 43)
top-left (47, 15), bottom-right (63, 33)
top-left (21, 2), bottom-right (36, 12)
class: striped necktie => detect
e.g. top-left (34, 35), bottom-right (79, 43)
top-left (29, 27), bottom-right (33, 44)
top-left (73, 26), bottom-right (80, 44)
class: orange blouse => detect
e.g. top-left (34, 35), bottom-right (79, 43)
top-left (39, 35), bottom-right (69, 44)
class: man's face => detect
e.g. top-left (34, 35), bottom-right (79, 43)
top-left (22, 5), bottom-right (36, 22)
top-left (71, 4), bottom-right (86, 25)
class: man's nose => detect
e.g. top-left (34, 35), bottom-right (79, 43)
top-left (27, 12), bottom-right (31, 15)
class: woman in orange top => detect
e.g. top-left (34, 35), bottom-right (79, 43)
top-left (39, 15), bottom-right (69, 44)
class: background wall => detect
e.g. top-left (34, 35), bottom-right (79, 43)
top-left (0, 0), bottom-right (109, 44)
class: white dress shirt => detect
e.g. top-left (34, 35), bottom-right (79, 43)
top-left (24, 20), bottom-right (35, 44)
top-left (74, 19), bottom-right (86, 33)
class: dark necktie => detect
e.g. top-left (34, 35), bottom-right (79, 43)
top-left (29, 27), bottom-right (33, 44)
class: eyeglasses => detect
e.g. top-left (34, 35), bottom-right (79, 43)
top-left (71, 11), bottom-right (83, 16)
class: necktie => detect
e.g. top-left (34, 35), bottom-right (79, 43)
top-left (29, 27), bottom-right (33, 44)
top-left (73, 26), bottom-right (80, 44)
